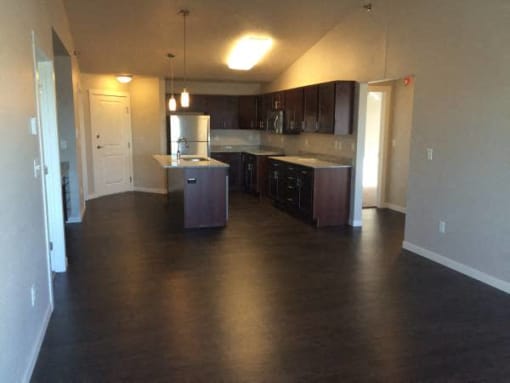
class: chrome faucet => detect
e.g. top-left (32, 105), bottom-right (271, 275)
top-left (176, 137), bottom-right (189, 160)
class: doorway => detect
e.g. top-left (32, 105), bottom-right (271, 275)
top-left (89, 90), bottom-right (133, 198)
top-left (32, 32), bottom-right (67, 274)
top-left (362, 85), bottom-right (391, 208)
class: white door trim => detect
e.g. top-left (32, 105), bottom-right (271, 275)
top-left (32, 31), bottom-right (67, 274)
top-left (88, 89), bottom-right (133, 198)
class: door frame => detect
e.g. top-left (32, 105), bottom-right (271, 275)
top-left (366, 84), bottom-right (392, 208)
top-left (32, 31), bottom-right (67, 278)
top-left (88, 89), bottom-right (133, 199)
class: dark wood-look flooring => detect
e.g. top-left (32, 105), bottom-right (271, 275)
top-left (32, 192), bottom-right (510, 382)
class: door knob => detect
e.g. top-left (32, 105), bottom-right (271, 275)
top-left (97, 145), bottom-right (103, 149)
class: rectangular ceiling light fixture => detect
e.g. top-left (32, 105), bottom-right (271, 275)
top-left (227, 36), bottom-right (273, 71)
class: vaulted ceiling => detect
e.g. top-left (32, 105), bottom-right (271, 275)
top-left (63, 0), bottom-right (357, 82)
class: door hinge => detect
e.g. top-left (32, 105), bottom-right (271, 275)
top-left (43, 165), bottom-right (48, 175)
top-left (128, 142), bottom-right (131, 149)
top-left (130, 176), bottom-right (132, 183)
top-left (126, 107), bottom-right (129, 114)
top-left (49, 241), bottom-right (53, 251)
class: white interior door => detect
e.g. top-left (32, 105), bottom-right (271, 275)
top-left (89, 91), bottom-right (132, 197)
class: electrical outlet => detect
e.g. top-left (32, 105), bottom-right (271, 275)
top-left (60, 140), bottom-right (68, 150)
top-left (30, 285), bottom-right (36, 307)
top-left (337, 141), bottom-right (342, 151)
top-left (439, 220), bottom-right (446, 234)
top-left (427, 148), bottom-right (434, 160)
top-left (305, 138), bottom-right (309, 146)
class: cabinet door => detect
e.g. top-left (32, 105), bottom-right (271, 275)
top-left (284, 88), bottom-right (304, 134)
top-left (239, 96), bottom-right (258, 129)
top-left (268, 160), bottom-right (280, 200)
top-left (224, 96), bottom-right (239, 130)
top-left (334, 81), bottom-right (355, 135)
top-left (303, 85), bottom-right (318, 132)
top-left (283, 164), bottom-right (299, 209)
top-left (317, 82), bottom-right (335, 133)
top-left (210, 153), bottom-right (242, 191)
top-left (297, 167), bottom-right (314, 218)
top-left (184, 168), bottom-right (227, 228)
top-left (242, 153), bottom-right (257, 193)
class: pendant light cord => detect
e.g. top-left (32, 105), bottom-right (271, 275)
top-left (182, 10), bottom-right (188, 85)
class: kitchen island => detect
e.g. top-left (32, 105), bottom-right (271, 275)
top-left (153, 154), bottom-right (229, 229)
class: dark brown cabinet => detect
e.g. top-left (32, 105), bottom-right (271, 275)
top-left (242, 153), bottom-right (257, 194)
top-left (210, 152), bottom-right (242, 191)
top-left (183, 167), bottom-right (228, 228)
top-left (317, 81), bottom-right (355, 135)
top-left (303, 85), bottom-right (319, 132)
top-left (186, 95), bottom-right (239, 130)
top-left (268, 158), bottom-right (351, 227)
top-left (284, 88), bottom-right (304, 134)
top-left (238, 96), bottom-right (258, 130)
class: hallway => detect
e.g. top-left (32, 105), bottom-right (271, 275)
top-left (32, 192), bottom-right (510, 382)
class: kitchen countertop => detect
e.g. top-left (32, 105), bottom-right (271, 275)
top-left (211, 145), bottom-right (284, 156)
top-left (268, 156), bottom-right (352, 169)
top-left (153, 154), bottom-right (229, 169)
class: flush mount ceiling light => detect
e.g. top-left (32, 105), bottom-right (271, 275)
top-left (116, 74), bottom-right (133, 83)
top-left (167, 53), bottom-right (177, 112)
top-left (227, 36), bottom-right (273, 71)
top-left (179, 9), bottom-right (190, 108)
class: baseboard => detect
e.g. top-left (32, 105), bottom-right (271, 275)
top-left (22, 304), bottom-right (52, 383)
top-left (133, 187), bottom-right (167, 194)
top-left (383, 203), bottom-right (407, 214)
top-left (403, 241), bottom-right (510, 294)
top-left (350, 219), bottom-right (363, 227)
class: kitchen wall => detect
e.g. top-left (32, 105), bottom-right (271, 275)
top-left (0, 0), bottom-right (81, 380)
top-left (211, 130), bottom-right (261, 147)
top-left (266, 0), bottom-right (510, 290)
top-left (261, 132), bottom-right (356, 159)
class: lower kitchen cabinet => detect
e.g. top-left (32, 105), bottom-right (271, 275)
top-left (210, 152), bottom-right (242, 191)
top-left (242, 153), bottom-right (276, 197)
top-left (268, 159), bottom-right (351, 227)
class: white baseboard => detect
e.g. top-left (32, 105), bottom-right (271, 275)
top-left (66, 216), bottom-right (81, 223)
top-left (350, 219), bottom-right (363, 227)
top-left (403, 241), bottom-right (510, 294)
top-left (383, 203), bottom-right (407, 214)
top-left (23, 304), bottom-right (52, 383)
top-left (133, 187), bottom-right (167, 194)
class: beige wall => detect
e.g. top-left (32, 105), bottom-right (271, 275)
top-left (129, 76), bottom-right (167, 191)
top-left (0, 0), bottom-right (80, 381)
top-left (267, 0), bottom-right (510, 286)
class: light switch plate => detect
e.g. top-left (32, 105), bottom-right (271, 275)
top-left (30, 117), bottom-right (38, 135)
top-left (426, 148), bottom-right (433, 160)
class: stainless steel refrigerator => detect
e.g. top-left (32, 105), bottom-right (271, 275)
top-left (167, 114), bottom-right (210, 157)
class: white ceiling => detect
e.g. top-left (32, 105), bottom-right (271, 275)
top-left (64, 0), bottom-right (356, 82)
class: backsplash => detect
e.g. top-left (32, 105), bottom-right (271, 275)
top-left (260, 132), bottom-right (356, 159)
top-left (211, 130), bottom-right (261, 146)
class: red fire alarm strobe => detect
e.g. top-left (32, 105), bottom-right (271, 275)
top-left (403, 76), bottom-right (412, 86)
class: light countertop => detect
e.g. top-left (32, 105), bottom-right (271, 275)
top-left (153, 154), bottom-right (229, 169)
top-left (268, 156), bottom-right (352, 169)
top-left (211, 145), bottom-right (284, 156)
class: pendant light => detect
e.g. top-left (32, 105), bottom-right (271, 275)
top-left (167, 53), bottom-right (177, 112)
top-left (179, 9), bottom-right (190, 108)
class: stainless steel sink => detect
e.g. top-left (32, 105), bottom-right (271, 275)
top-left (180, 156), bottom-right (209, 162)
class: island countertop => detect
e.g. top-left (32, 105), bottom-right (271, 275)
top-left (268, 156), bottom-right (352, 169)
top-left (153, 154), bottom-right (229, 169)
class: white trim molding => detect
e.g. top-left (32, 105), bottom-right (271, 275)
top-left (383, 203), bottom-right (407, 214)
top-left (403, 241), bottom-right (510, 294)
top-left (23, 304), bottom-right (52, 383)
top-left (133, 187), bottom-right (167, 194)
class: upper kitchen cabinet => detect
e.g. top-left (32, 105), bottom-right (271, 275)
top-left (189, 95), bottom-right (239, 130)
top-left (317, 81), bottom-right (355, 135)
top-left (283, 88), bottom-right (304, 134)
top-left (303, 85), bottom-right (319, 132)
top-left (239, 96), bottom-right (258, 130)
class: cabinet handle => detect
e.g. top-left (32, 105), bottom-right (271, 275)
top-left (187, 178), bottom-right (197, 184)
